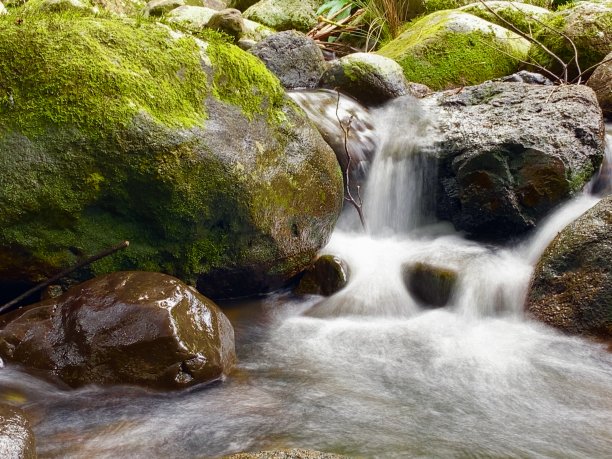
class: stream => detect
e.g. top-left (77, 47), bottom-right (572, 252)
top-left (0, 98), bottom-right (611, 458)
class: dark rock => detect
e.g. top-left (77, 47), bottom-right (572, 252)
top-left (207, 8), bottom-right (245, 41)
top-left (0, 404), bottom-right (36, 459)
top-left (402, 262), bottom-right (458, 308)
top-left (499, 70), bottom-right (553, 85)
top-left (250, 30), bottom-right (327, 89)
top-left (0, 272), bottom-right (236, 390)
top-left (295, 255), bottom-right (349, 296)
top-left (243, 0), bottom-right (320, 32)
top-left (432, 82), bottom-right (605, 238)
top-left (587, 50), bottom-right (612, 120)
top-left (526, 196), bottom-right (612, 340)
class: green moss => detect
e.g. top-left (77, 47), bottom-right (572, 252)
top-left (568, 162), bottom-right (595, 192)
top-left (0, 8), bottom-right (209, 137)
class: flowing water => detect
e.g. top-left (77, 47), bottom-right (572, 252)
top-left (0, 99), bottom-right (611, 458)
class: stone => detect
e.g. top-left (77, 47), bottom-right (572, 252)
top-left (320, 53), bottom-right (412, 106)
top-left (207, 8), bottom-right (245, 41)
top-left (0, 272), bottom-right (236, 389)
top-left (250, 30), bottom-right (327, 89)
top-left (0, 404), bottom-right (36, 459)
top-left (459, 1), bottom-right (552, 34)
top-left (225, 449), bottom-right (348, 459)
top-left (0, 13), bottom-right (343, 299)
top-left (144, 0), bottom-right (184, 16)
top-left (377, 10), bottom-right (532, 90)
top-left (402, 262), bottom-right (457, 308)
top-left (295, 254), bottom-right (349, 296)
top-left (527, 196), bottom-right (612, 340)
top-left (430, 82), bottom-right (605, 238)
top-left (39, 0), bottom-right (90, 12)
top-left (226, 0), bottom-right (256, 10)
top-left (498, 70), bottom-right (553, 85)
top-left (243, 0), bottom-right (321, 32)
top-left (587, 50), bottom-right (612, 120)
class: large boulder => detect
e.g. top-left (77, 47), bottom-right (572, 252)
top-left (458, 1), bottom-right (552, 34)
top-left (376, 10), bottom-right (531, 90)
top-left (0, 404), bottom-right (36, 459)
top-left (250, 31), bottom-right (327, 89)
top-left (243, 0), bottom-right (321, 32)
top-left (402, 262), bottom-right (458, 308)
top-left (526, 196), bottom-right (612, 340)
top-left (587, 50), bottom-right (612, 119)
top-left (295, 254), bottom-right (349, 296)
top-left (0, 9), bottom-right (343, 299)
top-left (528, 2), bottom-right (612, 82)
top-left (430, 82), bottom-right (605, 238)
top-left (0, 272), bottom-right (236, 389)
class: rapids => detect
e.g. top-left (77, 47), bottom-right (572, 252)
top-left (0, 96), bottom-right (611, 458)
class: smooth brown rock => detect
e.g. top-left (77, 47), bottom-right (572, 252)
top-left (295, 255), bottom-right (349, 296)
top-left (403, 262), bottom-right (458, 308)
top-left (0, 404), bottom-right (36, 459)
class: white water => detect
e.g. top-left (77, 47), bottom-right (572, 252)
top-left (1, 108), bottom-right (611, 458)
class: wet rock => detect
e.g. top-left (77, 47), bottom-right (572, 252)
top-left (0, 404), bottom-right (36, 459)
top-left (498, 70), bottom-right (553, 85)
top-left (144, 0), bottom-right (184, 16)
top-left (207, 8), bottom-right (245, 41)
top-left (402, 262), bottom-right (457, 308)
top-left (432, 82), bottom-right (605, 238)
top-left (320, 53), bottom-right (412, 106)
top-left (295, 255), bottom-right (349, 296)
top-left (527, 196), bottom-right (612, 340)
top-left (243, 0), bottom-right (320, 32)
top-left (250, 31), bottom-right (327, 89)
top-left (0, 14), bottom-right (342, 299)
top-left (0, 272), bottom-right (236, 389)
top-left (587, 50), bottom-right (612, 120)
top-left (225, 450), bottom-right (348, 459)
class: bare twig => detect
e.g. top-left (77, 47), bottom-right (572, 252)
top-left (0, 240), bottom-right (130, 315)
top-left (334, 90), bottom-right (367, 231)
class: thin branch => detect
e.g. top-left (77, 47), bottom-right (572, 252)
top-left (0, 240), bottom-right (130, 315)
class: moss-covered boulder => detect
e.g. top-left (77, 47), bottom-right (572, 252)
top-left (0, 404), bottom-right (36, 459)
top-left (227, 0), bottom-right (256, 11)
top-left (295, 254), bottom-right (349, 296)
top-left (587, 50), bottom-right (612, 119)
top-left (528, 2), bottom-right (612, 81)
top-left (0, 10), bottom-right (343, 298)
top-left (527, 196), bottom-right (612, 340)
top-left (0, 271), bottom-right (236, 389)
top-left (423, 0), bottom-right (552, 15)
top-left (243, 0), bottom-right (322, 32)
top-left (459, 1), bottom-right (552, 34)
top-left (433, 82), bottom-right (605, 238)
top-left (377, 10), bottom-right (531, 90)
top-left (207, 8), bottom-right (245, 41)
top-left (320, 53), bottom-right (412, 106)
top-left (143, 0), bottom-right (183, 16)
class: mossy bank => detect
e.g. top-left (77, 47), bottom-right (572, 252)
top-left (0, 6), bottom-right (344, 298)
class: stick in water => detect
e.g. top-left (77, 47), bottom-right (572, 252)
top-left (0, 240), bottom-right (130, 315)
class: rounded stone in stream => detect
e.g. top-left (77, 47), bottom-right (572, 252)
top-left (402, 262), bottom-right (458, 308)
top-left (207, 8), bottom-right (245, 41)
top-left (527, 196), bottom-right (612, 340)
top-left (0, 272), bottom-right (236, 390)
top-left (0, 404), bottom-right (36, 459)
top-left (295, 254), bottom-right (349, 296)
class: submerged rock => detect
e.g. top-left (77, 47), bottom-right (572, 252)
top-left (0, 272), bottom-right (236, 389)
top-left (0, 11), bottom-right (343, 298)
top-left (527, 196), bottom-right (612, 340)
top-left (295, 254), bottom-right (349, 296)
top-left (402, 262), bottom-right (457, 308)
top-left (0, 404), bottom-right (36, 459)
top-left (431, 82), bottom-right (605, 238)
top-left (587, 50), bottom-right (612, 119)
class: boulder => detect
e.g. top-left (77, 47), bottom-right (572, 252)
top-left (498, 70), bottom-right (553, 85)
top-left (295, 254), bottom-right (349, 296)
top-left (0, 272), bottom-right (236, 389)
top-left (226, 0), bottom-right (256, 10)
top-left (250, 31), bottom-right (327, 89)
top-left (528, 2), bottom-right (612, 82)
top-left (0, 404), bottom-right (36, 459)
top-left (320, 53), bottom-right (412, 106)
top-left (143, 0), bottom-right (183, 16)
top-left (587, 50), bottom-right (612, 119)
top-left (431, 82), bottom-right (605, 238)
top-left (526, 196), bottom-right (612, 340)
top-left (225, 450), bottom-right (348, 459)
top-left (207, 8), bottom-right (245, 41)
top-left (243, 0), bottom-right (321, 32)
top-left (0, 11), bottom-right (343, 299)
top-left (91, 0), bottom-right (146, 15)
top-left (458, 1), bottom-right (551, 34)
top-left (424, 0), bottom-right (552, 13)
top-left (402, 262), bottom-right (457, 308)
top-left (377, 10), bottom-right (531, 90)
top-left (39, 0), bottom-right (91, 12)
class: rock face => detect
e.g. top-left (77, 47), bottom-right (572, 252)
top-left (527, 196), bottom-right (612, 340)
top-left (0, 272), bottom-right (236, 389)
top-left (243, 0), bottom-right (321, 32)
top-left (0, 10), bottom-right (343, 299)
top-left (431, 82), bottom-right (605, 238)
top-left (250, 31), bottom-right (327, 89)
top-left (377, 10), bottom-right (531, 90)
top-left (0, 404), bottom-right (36, 459)
top-left (402, 262), bottom-right (457, 308)
top-left (320, 53), bottom-right (411, 106)
top-left (295, 254), bottom-right (349, 296)
top-left (588, 50), bottom-right (612, 119)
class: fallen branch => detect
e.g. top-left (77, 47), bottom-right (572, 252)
top-left (0, 240), bottom-right (130, 315)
